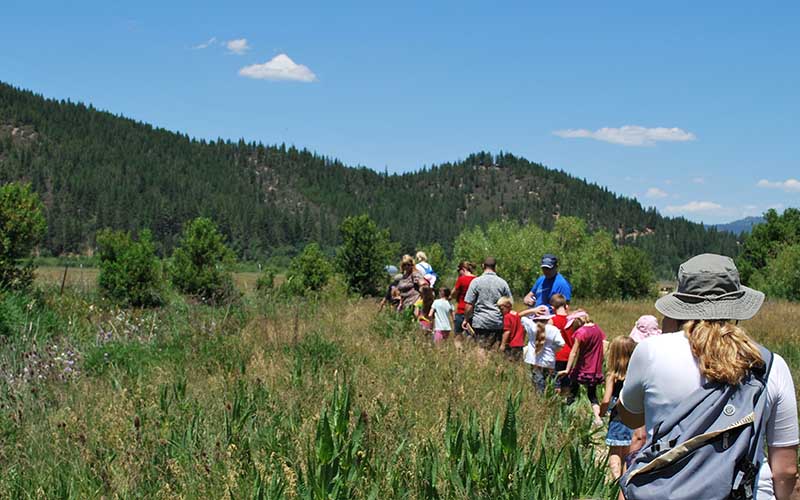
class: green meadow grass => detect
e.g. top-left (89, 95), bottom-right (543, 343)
top-left (1, 273), bottom-right (797, 498)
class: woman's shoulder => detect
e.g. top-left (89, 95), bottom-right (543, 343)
top-left (765, 353), bottom-right (795, 398)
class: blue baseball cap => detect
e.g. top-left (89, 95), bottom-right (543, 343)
top-left (540, 254), bottom-right (558, 268)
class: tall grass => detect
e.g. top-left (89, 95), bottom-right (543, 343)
top-left (1, 273), bottom-right (797, 497)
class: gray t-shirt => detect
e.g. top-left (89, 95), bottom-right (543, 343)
top-left (463, 271), bottom-right (512, 330)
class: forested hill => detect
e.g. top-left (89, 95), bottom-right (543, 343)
top-left (0, 81), bottom-right (737, 275)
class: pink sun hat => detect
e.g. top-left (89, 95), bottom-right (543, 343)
top-left (564, 310), bottom-right (589, 329)
top-left (629, 315), bottom-right (662, 343)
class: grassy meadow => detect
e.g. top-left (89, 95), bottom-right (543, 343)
top-left (0, 268), bottom-right (796, 498)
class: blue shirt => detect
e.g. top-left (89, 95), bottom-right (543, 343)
top-left (530, 273), bottom-right (572, 310)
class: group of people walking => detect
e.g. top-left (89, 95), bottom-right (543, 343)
top-left (380, 250), bottom-right (798, 499)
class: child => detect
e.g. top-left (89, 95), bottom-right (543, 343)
top-left (557, 310), bottom-right (607, 426)
top-left (414, 285), bottom-right (435, 332)
top-left (549, 293), bottom-right (572, 396)
top-left (430, 287), bottom-right (454, 343)
top-left (628, 314), bottom-right (661, 343)
top-left (522, 312), bottom-right (565, 392)
top-left (379, 274), bottom-right (403, 312)
top-left (497, 296), bottom-right (525, 361)
top-left (599, 336), bottom-right (637, 480)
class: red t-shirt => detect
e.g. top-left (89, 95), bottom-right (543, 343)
top-left (453, 274), bottom-right (476, 315)
top-left (553, 314), bottom-right (573, 362)
top-left (503, 311), bottom-right (526, 347)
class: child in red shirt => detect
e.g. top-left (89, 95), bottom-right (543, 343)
top-left (498, 296), bottom-right (525, 362)
top-left (550, 293), bottom-right (572, 395)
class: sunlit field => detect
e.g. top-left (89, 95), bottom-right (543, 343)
top-left (1, 269), bottom-right (796, 497)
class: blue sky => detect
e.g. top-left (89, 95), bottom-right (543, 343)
top-left (2, 1), bottom-right (798, 224)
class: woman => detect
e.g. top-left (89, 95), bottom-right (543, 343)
top-left (396, 254), bottom-right (426, 312)
top-left (618, 254), bottom-right (798, 500)
top-left (452, 261), bottom-right (476, 339)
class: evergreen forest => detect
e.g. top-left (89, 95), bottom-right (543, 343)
top-left (0, 82), bottom-right (739, 277)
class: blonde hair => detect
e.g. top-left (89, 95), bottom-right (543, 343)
top-left (683, 320), bottom-right (764, 385)
top-left (569, 310), bottom-right (592, 330)
top-left (607, 336), bottom-right (637, 382)
top-left (496, 296), bottom-right (513, 309)
top-left (415, 251), bottom-right (428, 263)
top-left (533, 317), bottom-right (548, 354)
top-left (400, 254), bottom-right (415, 269)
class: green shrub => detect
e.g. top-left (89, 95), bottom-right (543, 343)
top-left (453, 221), bottom-right (553, 295)
top-left (283, 243), bottom-right (332, 295)
top-left (170, 217), bottom-right (236, 303)
top-left (96, 229), bottom-right (165, 307)
top-left (751, 243), bottom-right (800, 301)
top-left (617, 246), bottom-right (656, 299)
top-left (453, 218), bottom-right (654, 299)
top-left (0, 182), bottom-right (46, 290)
top-left (255, 266), bottom-right (278, 294)
top-left (737, 208), bottom-right (800, 286)
top-left (337, 215), bottom-right (396, 296)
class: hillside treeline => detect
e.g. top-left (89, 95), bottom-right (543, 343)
top-left (0, 82), bottom-right (737, 277)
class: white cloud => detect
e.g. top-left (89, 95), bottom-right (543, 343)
top-left (225, 38), bottom-right (251, 55)
top-left (553, 125), bottom-right (696, 146)
top-left (664, 201), bottom-right (723, 214)
top-left (239, 54), bottom-right (317, 82)
top-left (193, 37), bottom-right (217, 49)
top-left (756, 178), bottom-right (800, 192)
top-left (692, 177), bottom-right (705, 184)
top-left (644, 187), bottom-right (668, 199)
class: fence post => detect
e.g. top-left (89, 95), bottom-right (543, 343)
top-left (60, 265), bottom-right (69, 296)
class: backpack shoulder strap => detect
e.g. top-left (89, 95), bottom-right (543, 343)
top-left (754, 344), bottom-right (774, 385)
top-left (731, 344), bottom-right (774, 496)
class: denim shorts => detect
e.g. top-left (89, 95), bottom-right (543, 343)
top-left (454, 314), bottom-right (466, 334)
top-left (606, 419), bottom-right (633, 446)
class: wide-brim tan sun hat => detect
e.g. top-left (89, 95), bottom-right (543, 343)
top-left (655, 253), bottom-right (765, 321)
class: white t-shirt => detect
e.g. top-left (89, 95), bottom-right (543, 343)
top-left (431, 298), bottom-right (453, 331)
top-left (522, 318), bottom-right (565, 369)
top-left (620, 332), bottom-right (799, 500)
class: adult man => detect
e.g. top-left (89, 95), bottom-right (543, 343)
top-left (463, 257), bottom-right (512, 349)
top-left (523, 254), bottom-right (571, 314)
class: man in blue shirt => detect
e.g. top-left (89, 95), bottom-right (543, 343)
top-left (523, 254), bottom-right (572, 314)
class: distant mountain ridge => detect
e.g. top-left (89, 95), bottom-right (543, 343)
top-left (711, 216), bottom-right (765, 235)
top-left (0, 81), bottom-right (738, 275)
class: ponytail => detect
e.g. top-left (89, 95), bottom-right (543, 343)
top-left (683, 320), bottom-right (764, 385)
top-left (534, 321), bottom-right (547, 354)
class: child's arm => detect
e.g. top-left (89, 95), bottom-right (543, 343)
top-left (558, 339), bottom-right (581, 377)
top-left (599, 375), bottom-right (614, 416)
top-left (500, 329), bottom-right (510, 351)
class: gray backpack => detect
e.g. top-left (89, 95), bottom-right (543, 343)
top-left (620, 346), bottom-right (774, 500)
